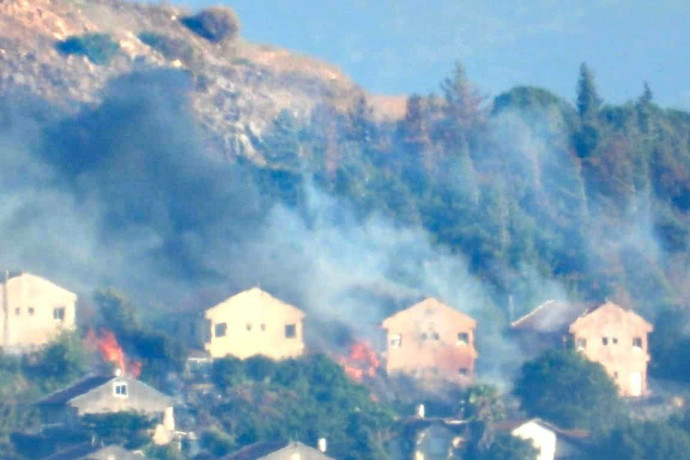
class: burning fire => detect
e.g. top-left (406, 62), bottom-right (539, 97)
top-left (85, 329), bottom-right (141, 378)
top-left (338, 341), bottom-right (380, 381)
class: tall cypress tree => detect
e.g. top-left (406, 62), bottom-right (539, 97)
top-left (576, 62), bottom-right (602, 121)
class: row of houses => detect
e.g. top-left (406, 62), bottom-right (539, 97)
top-left (1, 271), bottom-right (654, 459)
top-left (1, 271), bottom-right (654, 397)
top-left (0, 272), bottom-right (653, 397)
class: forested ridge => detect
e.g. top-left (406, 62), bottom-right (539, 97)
top-left (255, 63), bottom-right (690, 320)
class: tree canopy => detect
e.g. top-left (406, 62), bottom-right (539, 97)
top-left (513, 349), bottom-right (624, 431)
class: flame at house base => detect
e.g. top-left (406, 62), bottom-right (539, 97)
top-left (338, 341), bottom-right (380, 381)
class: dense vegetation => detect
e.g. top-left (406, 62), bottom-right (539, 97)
top-left (200, 355), bottom-right (394, 459)
top-left (254, 63), bottom-right (690, 325)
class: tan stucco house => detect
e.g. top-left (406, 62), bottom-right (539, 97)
top-left (38, 374), bottom-right (175, 445)
top-left (200, 287), bottom-right (306, 360)
top-left (381, 297), bottom-right (477, 385)
top-left (1, 271), bottom-right (77, 353)
top-left (569, 301), bottom-right (653, 397)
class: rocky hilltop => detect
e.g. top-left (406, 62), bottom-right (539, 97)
top-left (0, 0), bottom-right (403, 162)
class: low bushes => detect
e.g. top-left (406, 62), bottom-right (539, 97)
top-left (181, 7), bottom-right (240, 43)
top-left (55, 33), bottom-right (120, 65)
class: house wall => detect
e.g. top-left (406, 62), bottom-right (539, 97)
top-left (554, 438), bottom-right (581, 459)
top-left (511, 421), bottom-right (557, 460)
top-left (0, 273), bottom-right (76, 352)
top-left (382, 299), bottom-right (477, 385)
top-left (569, 302), bottom-right (652, 397)
top-left (202, 288), bottom-right (305, 360)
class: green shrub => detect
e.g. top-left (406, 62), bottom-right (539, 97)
top-left (138, 32), bottom-right (195, 63)
top-left (181, 7), bottom-right (240, 43)
top-left (55, 34), bottom-right (120, 65)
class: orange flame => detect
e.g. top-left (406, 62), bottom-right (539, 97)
top-left (338, 341), bottom-right (380, 381)
top-left (85, 329), bottom-right (141, 378)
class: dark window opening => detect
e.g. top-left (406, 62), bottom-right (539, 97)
top-left (458, 368), bottom-right (469, 376)
top-left (457, 332), bottom-right (469, 345)
top-left (612, 337), bottom-right (618, 345)
top-left (28, 307), bottom-right (34, 316)
top-left (602, 337), bottom-right (609, 346)
top-left (246, 323), bottom-right (253, 331)
top-left (431, 332), bottom-right (440, 340)
top-left (114, 383), bottom-right (128, 396)
top-left (53, 307), bottom-right (65, 321)
top-left (285, 324), bottom-right (296, 338)
top-left (14, 307), bottom-right (20, 315)
top-left (215, 322), bottom-right (227, 338)
top-left (633, 337), bottom-right (643, 348)
top-left (421, 332), bottom-right (428, 340)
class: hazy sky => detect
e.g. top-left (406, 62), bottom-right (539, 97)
top-left (139, 1), bottom-right (689, 110)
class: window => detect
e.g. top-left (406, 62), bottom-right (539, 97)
top-left (214, 322), bottom-right (227, 338)
top-left (389, 334), bottom-right (402, 348)
top-left (457, 332), bottom-right (469, 345)
top-left (431, 332), bottom-right (440, 340)
top-left (260, 323), bottom-right (266, 331)
top-left (458, 368), bottom-right (469, 376)
top-left (612, 337), bottom-right (618, 345)
top-left (53, 307), bottom-right (65, 321)
top-left (576, 337), bottom-right (587, 351)
top-left (602, 337), bottom-right (609, 346)
top-left (246, 323), bottom-right (253, 331)
top-left (285, 324), bottom-right (296, 338)
top-left (14, 307), bottom-right (20, 315)
top-left (28, 307), bottom-right (34, 316)
top-left (633, 337), bottom-right (643, 348)
top-left (421, 332), bottom-right (428, 340)
top-left (113, 383), bottom-right (128, 397)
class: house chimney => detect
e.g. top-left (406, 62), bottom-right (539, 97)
top-left (416, 403), bottom-right (425, 419)
top-left (317, 438), bottom-right (327, 453)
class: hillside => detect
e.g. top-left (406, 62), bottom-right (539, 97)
top-left (1, 0), bottom-right (690, 349)
top-left (0, 0), bottom-right (405, 162)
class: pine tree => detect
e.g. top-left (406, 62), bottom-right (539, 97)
top-left (576, 62), bottom-right (602, 121)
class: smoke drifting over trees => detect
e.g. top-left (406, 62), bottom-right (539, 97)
top-left (1, 62), bottom-right (689, 382)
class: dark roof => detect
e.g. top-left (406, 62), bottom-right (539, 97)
top-left (43, 443), bottom-right (98, 460)
top-left (510, 300), bottom-right (592, 333)
top-left (222, 441), bottom-right (286, 460)
top-left (39, 376), bottom-right (113, 405)
top-left (44, 444), bottom-right (144, 460)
